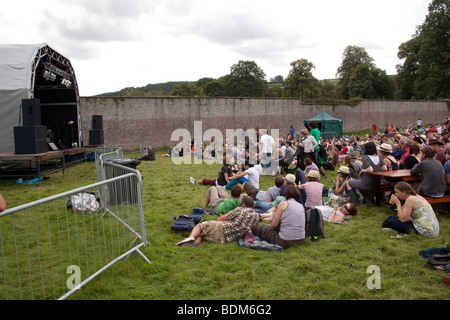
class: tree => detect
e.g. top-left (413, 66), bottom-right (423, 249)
top-left (347, 64), bottom-right (376, 98)
top-left (223, 60), bottom-right (268, 97)
top-left (336, 45), bottom-right (395, 99)
top-left (269, 75), bottom-right (285, 85)
top-left (283, 58), bottom-right (321, 98)
top-left (335, 46), bottom-right (375, 99)
top-left (169, 82), bottom-right (203, 97)
top-left (396, 0), bottom-right (450, 99)
top-left (203, 80), bottom-right (225, 97)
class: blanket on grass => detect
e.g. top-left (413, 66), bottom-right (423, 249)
top-left (236, 233), bottom-right (283, 252)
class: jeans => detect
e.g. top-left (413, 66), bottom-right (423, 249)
top-left (225, 176), bottom-right (249, 189)
top-left (382, 215), bottom-right (418, 234)
top-left (255, 201), bottom-right (274, 212)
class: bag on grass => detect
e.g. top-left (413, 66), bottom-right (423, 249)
top-left (68, 192), bottom-right (99, 213)
top-left (193, 207), bottom-right (203, 215)
top-left (171, 215), bottom-right (204, 231)
top-left (305, 207), bottom-right (324, 241)
top-left (427, 254), bottom-right (450, 270)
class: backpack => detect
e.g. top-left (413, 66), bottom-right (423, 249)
top-left (304, 207), bottom-right (324, 241)
top-left (170, 215), bottom-right (204, 231)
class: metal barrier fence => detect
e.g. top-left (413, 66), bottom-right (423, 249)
top-left (0, 160), bottom-right (150, 300)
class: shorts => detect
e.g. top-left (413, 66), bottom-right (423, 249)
top-left (199, 220), bottom-right (226, 244)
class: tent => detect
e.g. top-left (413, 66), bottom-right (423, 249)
top-left (0, 43), bottom-right (82, 153)
top-left (304, 111), bottom-right (342, 140)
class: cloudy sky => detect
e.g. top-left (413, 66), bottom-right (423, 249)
top-left (0, 0), bottom-right (430, 96)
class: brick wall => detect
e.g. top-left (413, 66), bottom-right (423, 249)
top-left (80, 97), bottom-right (449, 148)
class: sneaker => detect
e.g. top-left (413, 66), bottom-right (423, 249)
top-left (176, 237), bottom-right (195, 246)
top-left (190, 177), bottom-right (196, 184)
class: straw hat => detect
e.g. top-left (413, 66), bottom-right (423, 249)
top-left (337, 166), bottom-right (350, 175)
top-left (307, 170), bottom-right (320, 179)
top-left (284, 174), bottom-right (296, 184)
top-left (378, 143), bottom-right (392, 153)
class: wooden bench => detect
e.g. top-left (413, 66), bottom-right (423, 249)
top-left (373, 184), bottom-right (396, 193)
top-left (423, 195), bottom-right (450, 204)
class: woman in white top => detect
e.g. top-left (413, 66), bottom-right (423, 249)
top-left (314, 203), bottom-right (358, 223)
top-left (298, 128), bottom-right (319, 167)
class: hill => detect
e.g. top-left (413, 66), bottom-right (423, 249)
top-left (96, 81), bottom-right (195, 97)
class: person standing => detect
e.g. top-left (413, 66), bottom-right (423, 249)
top-left (308, 121), bottom-right (321, 164)
top-left (259, 130), bottom-right (275, 175)
top-left (290, 125), bottom-right (295, 139)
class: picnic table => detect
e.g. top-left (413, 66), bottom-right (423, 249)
top-left (370, 169), bottom-right (450, 204)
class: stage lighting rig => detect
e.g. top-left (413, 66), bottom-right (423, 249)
top-left (43, 70), bottom-right (56, 81)
top-left (43, 62), bottom-right (72, 85)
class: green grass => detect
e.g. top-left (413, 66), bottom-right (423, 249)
top-left (0, 148), bottom-right (449, 300)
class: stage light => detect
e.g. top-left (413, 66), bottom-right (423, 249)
top-left (43, 70), bottom-right (56, 81)
top-left (60, 78), bottom-right (72, 87)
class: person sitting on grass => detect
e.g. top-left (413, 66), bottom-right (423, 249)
top-left (299, 170), bottom-right (324, 208)
top-left (202, 185), bottom-right (242, 216)
top-left (190, 157), bottom-right (233, 187)
top-left (241, 176), bottom-right (284, 212)
top-left (259, 196), bottom-right (286, 222)
top-left (303, 156), bottom-right (320, 179)
top-left (225, 159), bottom-right (260, 190)
top-left (176, 196), bottom-right (261, 247)
top-left (313, 202), bottom-right (358, 223)
top-left (139, 145), bottom-right (156, 161)
top-left (382, 182), bottom-right (439, 238)
top-left (251, 185), bottom-right (305, 249)
top-left (280, 173), bottom-right (306, 206)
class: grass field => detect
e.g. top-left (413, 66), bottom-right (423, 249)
top-left (0, 147), bottom-right (449, 301)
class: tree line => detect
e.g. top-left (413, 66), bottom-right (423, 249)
top-left (100, 0), bottom-right (448, 101)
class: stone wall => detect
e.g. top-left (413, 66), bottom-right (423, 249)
top-left (80, 97), bottom-right (449, 148)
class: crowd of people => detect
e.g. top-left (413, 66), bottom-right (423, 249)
top-left (177, 117), bottom-right (449, 249)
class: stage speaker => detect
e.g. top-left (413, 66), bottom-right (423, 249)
top-left (89, 129), bottom-right (104, 145)
top-left (22, 98), bottom-right (41, 126)
top-left (92, 115), bottom-right (103, 130)
top-left (14, 126), bottom-right (47, 154)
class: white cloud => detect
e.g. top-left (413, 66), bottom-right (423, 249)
top-left (0, 0), bottom-right (431, 96)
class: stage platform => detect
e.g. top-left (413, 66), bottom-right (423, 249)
top-left (0, 147), bottom-right (86, 181)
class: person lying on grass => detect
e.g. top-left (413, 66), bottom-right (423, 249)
top-left (241, 175), bottom-right (284, 212)
top-left (176, 196), bottom-right (261, 247)
top-left (190, 156), bottom-right (234, 187)
top-left (313, 203), bottom-right (358, 223)
top-left (202, 185), bottom-right (242, 216)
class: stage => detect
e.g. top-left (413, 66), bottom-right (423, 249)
top-left (0, 147), bottom-right (85, 182)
